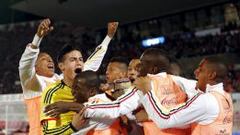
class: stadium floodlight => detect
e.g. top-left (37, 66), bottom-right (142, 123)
top-left (142, 36), bottom-right (165, 47)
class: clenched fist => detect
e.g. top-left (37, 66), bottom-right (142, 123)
top-left (107, 22), bottom-right (119, 38)
top-left (36, 18), bottom-right (54, 37)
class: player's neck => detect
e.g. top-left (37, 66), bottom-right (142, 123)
top-left (63, 77), bottom-right (73, 88)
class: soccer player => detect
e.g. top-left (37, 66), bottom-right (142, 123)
top-left (127, 59), bottom-right (140, 83)
top-left (41, 53), bottom-right (130, 135)
top-left (100, 57), bottom-right (130, 100)
top-left (134, 59), bottom-right (184, 135)
top-left (83, 48), bottom-right (197, 135)
top-left (73, 57), bottom-right (145, 135)
top-left (40, 44), bottom-right (97, 134)
top-left (85, 57), bottom-right (131, 134)
top-left (19, 18), bottom-right (118, 135)
top-left (43, 71), bottom-right (101, 134)
top-left (127, 59), bottom-right (144, 135)
top-left (71, 71), bottom-right (128, 135)
top-left (140, 56), bottom-right (233, 134)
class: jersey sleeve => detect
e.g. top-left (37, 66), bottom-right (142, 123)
top-left (141, 90), bottom-right (209, 129)
top-left (19, 44), bottom-right (41, 91)
top-left (171, 75), bottom-right (199, 98)
top-left (83, 36), bottom-right (111, 71)
top-left (84, 88), bottom-right (143, 120)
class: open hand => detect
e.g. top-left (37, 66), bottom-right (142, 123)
top-left (71, 108), bottom-right (87, 130)
top-left (44, 101), bottom-right (84, 118)
top-left (135, 109), bottom-right (149, 122)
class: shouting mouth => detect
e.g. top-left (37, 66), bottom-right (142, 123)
top-left (75, 68), bottom-right (82, 74)
top-left (47, 64), bottom-right (54, 71)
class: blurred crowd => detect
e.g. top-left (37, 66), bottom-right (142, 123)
top-left (0, 20), bottom-right (239, 94)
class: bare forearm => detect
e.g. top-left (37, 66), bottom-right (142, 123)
top-left (67, 102), bottom-right (84, 112)
top-left (44, 101), bottom-right (84, 118)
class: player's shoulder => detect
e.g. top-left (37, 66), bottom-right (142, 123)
top-left (42, 81), bottom-right (63, 95)
top-left (53, 73), bottom-right (63, 80)
top-left (47, 80), bottom-right (63, 89)
top-left (90, 93), bottom-right (107, 99)
top-left (42, 81), bottom-right (64, 104)
top-left (189, 92), bottom-right (217, 108)
top-left (88, 93), bottom-right (111, 104)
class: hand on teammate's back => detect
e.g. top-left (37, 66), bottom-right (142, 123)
top-left (71, 107), bottom-right (87, 130)
top-left (135, 109), bottom-right (149, 122)
top-left (134, 76), bottom-right (151, 95)
top-left (44, 101), bottom-right (84, 118)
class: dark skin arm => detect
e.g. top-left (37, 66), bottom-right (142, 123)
top-left (71, 107), bottom-right (88, 130)
top-left (42, 108), bottom-right (87, 134)
top-left (135, 109), bottom-right (149, 122)
top-left (134, 76), bottom-right (152, 95)
top-left (44, 101), bottom-right (84, 118)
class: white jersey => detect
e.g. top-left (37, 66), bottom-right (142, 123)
top-left (19, 36), bottom-right (112, 99)
top-left (84, 72), bottom-right (198, 120)
top-left (73, 92), bottom-right (125, 135)
top-left (84, 86), bottom-right (140, 119)
top-left (140, 83), bottom-right (224, 129)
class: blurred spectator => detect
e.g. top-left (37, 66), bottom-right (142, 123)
top-left (0, 20), bottom-right (239, 94)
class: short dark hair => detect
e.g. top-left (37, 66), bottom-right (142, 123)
top-left (109, 57), bottom-right (129, 72)
top-left (37, 52), bottom-right (51, 60)
top-left (74, 71), bottom-right (100, 88)
top-left (57, 44), bottom-right (80, 63)
top-left (142, 48), bottom-right (170, 72)
top-left (204, 56), bottom-right (227, 82)
top-left (109, 57), bottom-right (129, 66)
top-left (72, 71), bottom-right (100, 103)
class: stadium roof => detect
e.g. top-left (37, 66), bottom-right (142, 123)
top-left (0, 0), bottom-right (42, 24)
top-left (1, 0), bottom-right (228, 27)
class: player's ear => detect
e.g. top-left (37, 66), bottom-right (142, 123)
top-left (119, 71), bottom-right (127, 79)
top-left (152, 66), bottom-right (159, 74)
top-left (58, 62), bottom-right (64, 71)
top-left (89, 87), bottom-right (97, 97)
top-left (209, 71), bottom-right (217, 80)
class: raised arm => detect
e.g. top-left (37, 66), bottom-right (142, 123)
top-left (83, 22), bottom-right (118, 71)
top-left (19, 19), bottom-right (53, 91)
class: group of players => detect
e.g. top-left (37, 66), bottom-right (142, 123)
top-left (19, 19), bottom-right (233, 135)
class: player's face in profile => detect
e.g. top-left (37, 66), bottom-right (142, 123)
top-left (35, 53), bottom-right (55, 77)
top-left (194, 59), bottom-right (209, 92)
top-left (106, 62), bottom-right (125, 83)
top-left (128, 60), bottom-right (140, 82)
top-left (72, 77), bottom-right (89, 103)
top-left (139, 54), bottom-right (151, 77)
top-left (60, 50), bottom-right (84, 81)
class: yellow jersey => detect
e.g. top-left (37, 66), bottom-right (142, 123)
top-left (40, 80), bottom-right (77, 135)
